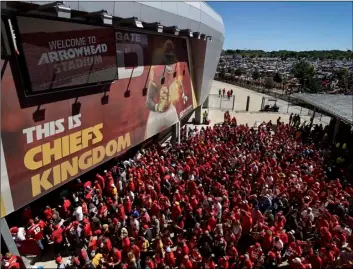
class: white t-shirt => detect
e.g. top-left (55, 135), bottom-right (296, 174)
top-left (16, 227), bottom-right (26, 241)
top-left (273, 239), bottom-right (284, 250)
top-left (214, 202), bottom-right (222, 218)
top-left (131, 219), bottom-right (139, 231)
top-left (74, 206), bottom-right (83, 221)
top-left (129, 191), bottom-right (135, 202)
top-left (301, 210), bottom-right (314, 222)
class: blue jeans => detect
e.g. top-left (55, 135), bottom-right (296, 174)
top-left (37, 239), bottom-right (44, 250)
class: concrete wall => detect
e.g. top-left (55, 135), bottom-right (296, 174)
top-left (28, 1), bottom-right (225, 106)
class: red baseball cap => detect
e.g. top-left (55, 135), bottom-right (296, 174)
top-left (10, 227), bottom-right (19, 234)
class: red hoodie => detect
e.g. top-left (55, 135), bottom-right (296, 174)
top-left (241, 212), bottom-right (253, 235)
top-left (165, 252), bottom-right (176, 267)
top-left (262, 232), bottom-right (273, 251)
top-left (309, 254), bottom-right (323, 269)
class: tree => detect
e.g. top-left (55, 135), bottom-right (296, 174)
top-left (252, 70), bottom-right (261, 80)
top-left (234, 68), bottom-right (244, 76)
top-left (333, 68), bottom-right (350, 90)
top-left (306, 77), bottom-right (322, 93)
top-left (291, 61), bottom-right (316, 86)
top-left (273, 72), bottom-right (283, 83)
top-left (264, 77), bottom-right (275, 90)
top-left (221, 49), bottom-right (353, 60)
top-left (219, 69), bottom-right (226, 79)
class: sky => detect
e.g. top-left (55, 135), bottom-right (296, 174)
top-left (207, 1), bottom-right (352, 51)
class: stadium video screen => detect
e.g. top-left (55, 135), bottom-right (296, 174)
top-left (16, 16), bottom-right (117, 93)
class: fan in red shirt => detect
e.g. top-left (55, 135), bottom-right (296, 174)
top-left (145, 257), bottom-right (156, 269)
top-left (122, 233), bottom-right (131, 254)
top-left (180, 255), bottom-right (193, 269)
top-left (62, 197), bottom-right (71, 218)
top-left (237, 254), bottom-right (253, 269)
top-left (285, 241), bottom-right (303, 263)
top-left (27, 219), bottom-right (45, 251)
top-left (98, 202), bottom-right (109, 220)
top-left (246, 243), bottom-right (264, 268)
top-left (165, 247), bottom-right (176, 267)
top-left (240, 210), bottom-right (253, 235)
top-left (110, 247), bottom-right (122, 266)
top-left (82, 218), bottom-right (92, 238)
top-left (96, 173), bottom-right (105, 190)
top-left (290, 257), bottom-right (312, 269)
top-left (262, 229), bottom-right (273, 252)
top-left (218, 255), bottom-right (230, 269)
top-left (309, 251), bottom-right (323, 269)
top-left (131, 243), bottom-right (141, 262)
top-left (123, 197), bottom-right (132, 214)
top-left (117, 204), bottom-right (126, 224)
top-left (2, 253), bottom-right (24, 269)
top-left (63, 221), bottom-right (76, 247)
top-left (172, 201), bottom-right (182, 221)
top-left (51, 225), bottom-right (64, 254)
top-left (43, 206), bottom-right (53, 221)
top-left (318, 247), bottom-right (334, 267)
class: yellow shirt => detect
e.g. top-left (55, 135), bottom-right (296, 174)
top-left (142, 240), bottom-right (150, 252)
top-left (92, 253), bottom-right (103, 268)
top-left (112, 187), bottom-right (118, 196)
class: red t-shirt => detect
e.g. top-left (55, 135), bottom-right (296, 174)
top-left (180, 260), bottom-right (193, 269)
top-left (5, 256), bottom-right (21, 269)
top-left (146, 260), bottom-right (155, 269)
top-left (83, 223), bottom-right (92, 237)
top-left (248, 246), bottom-right (263, 263)
top-left (52, 227), bottom-right (63, 244)
top-left (102, 237), bottom-right (112, 253)
top-left (218, 257), bottom-right (229, 269)
top-left (165, 252), bottom-right (176, 266)
top-left (262, 233), bottom-right (273, 251)
top-left (122, 237), bottom-right (131, 252)
top-left (112, 248), bottom-right (122, 263)
top-left (83, 181), bottom-right (92, 189)
top-left (96, 174), bottom-right (105, 189)
top-left (242, 259), bottom-right (253, 269)
top-left (43, 208), bottom-right (53, 220)
top-left (63, 199), bottom-right (71, 212)
top-left (64, 223), bottom-right (76, 244)
top-left (241, 213), bottom-right (253, 235)
top-left (27, 223), bottom-right (44, 241)
top-left (309, 255), bottom-right (323, 269)
top-left (131, 245), bottom-right (141, 261)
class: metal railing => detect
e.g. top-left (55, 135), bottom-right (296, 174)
top-left (204, 94), bottom-right (235, 110)
top-left (215, 79), bottom-right (332, 125)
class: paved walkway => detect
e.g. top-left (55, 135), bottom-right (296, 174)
top-left (193, 80), bottom-right (330, 127)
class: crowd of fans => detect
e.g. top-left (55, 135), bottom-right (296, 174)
top-left (3, 114), bottom-right (353, 269)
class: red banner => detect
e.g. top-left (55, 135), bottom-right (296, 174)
top-left (17, 16), bottom-right (117, 92)
top-left (1, 18), bottom-right (197, 214)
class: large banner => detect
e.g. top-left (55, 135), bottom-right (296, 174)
top-left (17, 16), bottom-right (117, 92)
top-left (0, 17), bottom-right (197, 214)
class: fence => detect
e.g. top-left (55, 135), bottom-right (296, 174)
top-left (205, 94), bottom-right (235, 111)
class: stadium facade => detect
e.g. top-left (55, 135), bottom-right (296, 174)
top-left (0, 0), bottom-right (224, 229)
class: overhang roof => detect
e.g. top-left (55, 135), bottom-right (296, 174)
top-left (292, 93), bottom-right (353, 125)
